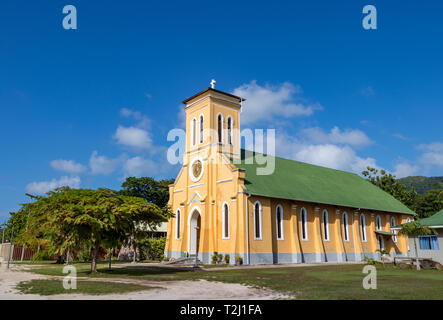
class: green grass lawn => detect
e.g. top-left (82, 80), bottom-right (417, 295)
top-left (17, 279), bottom-right (153, 296)
top-left (26, 262), bottom-right (443, 299)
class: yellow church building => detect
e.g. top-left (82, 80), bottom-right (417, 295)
top-left (164, 86), bottom-right (415, 265)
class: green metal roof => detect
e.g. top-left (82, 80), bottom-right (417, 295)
top-left (375, 230), bottom-right (395, 236)
top-left (417, 209), bottom-right (443, 227)
top-left (234, 150), bottom-right (415, 215)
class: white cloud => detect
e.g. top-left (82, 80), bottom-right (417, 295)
top-left (232, 81), bottom-right (322, 124)
top-left (293, 144), bottom-right (377, 173)
top-left (418, 142), bottom-right (443, 168)
top-left (50, 159), bottom-right (86, 174)
top-left (120, 108), bottom-right (150, 129)
top-left (89, 151), bottom-right (121, 175)
top-left (113, 125), bottom-right (152, 150)
top-left (26, 176), bottom-right (80, 194)
top-left (123, 156), bottom-right (158, 177)
top-left (393, 162), bottom-right (419, 178)
top-left (301, 126), bottom-right (373, 148)
top-left (273, 132), bottom-right (377, 174)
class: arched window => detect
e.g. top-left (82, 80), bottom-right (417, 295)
top-left (199, 115), bottom-right (204, 144)
top-left (254, 201), bottom-right (262, 240)
top-left (360, 214), bottom-right (367, 242)
top-left (322, 209), bottom-right (329, 241)
top-left (175, 209), bottom-right (181, 240)
top-left (343, 212), bottom-right (349, 241)
top-left (227, 116), bottom-right (233, 145)
top-left (276, 205), bottom-right (284, 240)
top-left (407, 217), bottom-right (411, 223)
top-left (376, 215), bottom-right (382, 231)
top-left (191, 118), bottom-right (197, 146)
top-left (301, 207), bottom-right (308, 240)
top-left (217, 113), bottom-right (223, 144)
top-left (222, 203), bottom-right (229, 239)
top-left (391, 217), bottom-right (397, 243)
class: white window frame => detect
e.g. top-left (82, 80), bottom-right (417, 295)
top-left (276, 204), bottom-right (284, 240)
top-left (217, 113), bottom-right (224, 144)
top-left (222, 202), bottom-right (230, 239)
top-left (301, 207), bottom-right (308, 241)
top-left (322, 209), bottom-right (330, 241)
top-left (360, 213), bottom-right (367, 242)
top-left (253, 201), bottom-right (262, 240)
top-left (175, 209), bottom-right (181, 240)
top-left (227, 116), bottom-right (234, 146)
top-left (391, 217), bottom-right (397, 243)
top-left (376, 215), bottom-right (382, 231)
top-left (199, 114), bottom-right (204, 144)
top-left (343, 212), bottom-right (349, 242)
top-left (191, 117), bottom-right (197, 147)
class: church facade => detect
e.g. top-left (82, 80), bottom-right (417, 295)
top-left (164, 86), bottom-right (415, 265)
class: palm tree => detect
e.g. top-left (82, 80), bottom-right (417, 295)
top-left (398, 221), bottom-right (436, 270)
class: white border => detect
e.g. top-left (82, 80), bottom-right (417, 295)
top-left (301, 207), bottom-right (308, 241)
top-left (343, 211), bottom-right (350, 241)
top-left (360, 213), bottom-right (367, 242)
top-left (187, 206), bottom-right (202, 254)
top-left (175, 209), bottom-right (181, 240)
top-left (199, 114), bottom-right (204, 144)
top-left (222, 202), bottom-right (230, 239)
top-left (322, 209), bottom-right (330, 241)
top-left (216, 112), bottom-right (224, 144)
top-left (253, 201), bottom-right (262, 240)
top-left (276, 204), bottom-right (284, 240)
top-left (189, 156), bottom-right (204, 182)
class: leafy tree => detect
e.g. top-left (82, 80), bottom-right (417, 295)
top-left (398, 221), bottom-right (436, 270)
top-left (16, 187), bottom-right (172, 272)
top-left (414, 188), bottom-right (443, 218)
top-left (362, 167), bottom-right (419, 210)
top-left (119, 177), bottom-right (174, 260)
top-left (120, 177), bottom-right (174, 208)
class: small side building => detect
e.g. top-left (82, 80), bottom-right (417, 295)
top-left (406, 209), bottom-right (443, 264)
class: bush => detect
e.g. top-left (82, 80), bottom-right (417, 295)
top-left (77, 247), bottom-right (91, 262)
top-left (32, 251), bottom-right (51, 261)
top-left (139, 237), bottom-right (166, 261)
top-left (211, 252), bottom-right (223, 264)
top-left (224, 254), bottom-right (230, 264)
top-left (235, 255), bottom-right (243, 265)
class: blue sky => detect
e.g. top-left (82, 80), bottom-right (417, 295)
top-left (1, 0), bottom-right (442, 223)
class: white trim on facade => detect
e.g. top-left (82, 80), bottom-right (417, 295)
top-left (175, 209), bottom-right (181, 240)
top-left (343, 211), bottom-right (350, 242)
top-left (276, 204), bottom-right (284, 240)
top-left (322, 209), bottom-right (330, 241)
top-left (216, 112), bottom-right (224, 144)
top-left (253, 201), bottom-right (263, 240)
top-left (360, 213), bottom-right (367, 242)
top-left (301, 207), bottom-right (308, 241)
top-left (222, 202), bottom-right (230, 239)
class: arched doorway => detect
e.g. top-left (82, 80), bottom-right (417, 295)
top-left (189, 210), bottom-right (201, 256)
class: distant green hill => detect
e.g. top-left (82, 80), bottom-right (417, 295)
top-left (398, 176), bottom-right (443, 194)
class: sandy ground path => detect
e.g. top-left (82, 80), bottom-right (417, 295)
top-left (0, 265), bottom-right (293, 300)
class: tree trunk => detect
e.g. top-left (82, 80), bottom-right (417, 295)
top-left (91, 239), bottom-right (100, 273)
top-left (108, 249), bottom-right (112, 271)
top-left (414, 236), bottom-right (421, 271)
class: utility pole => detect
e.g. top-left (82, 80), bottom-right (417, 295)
top-left (7, 225), bottom-right (14, 269)
top-left (20, 193), bottom-right (36, 262)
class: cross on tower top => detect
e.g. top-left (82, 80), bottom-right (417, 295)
top-left (210, 79), bottom-right (216, 89)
